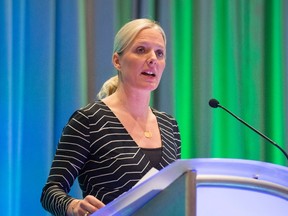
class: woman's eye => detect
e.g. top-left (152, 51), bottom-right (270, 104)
top-left (136, 47), bottom-right (145, 54)
top-left (156, 50), bottom-right (164, 58)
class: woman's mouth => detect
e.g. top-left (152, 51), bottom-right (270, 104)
top-left (141, 71), bottom-right (156, 77)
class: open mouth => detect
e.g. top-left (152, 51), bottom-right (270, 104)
top-left (141, 71), bottom-right (156, 77)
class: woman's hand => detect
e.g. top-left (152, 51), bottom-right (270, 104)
top-left (67, 195), bottom-right (105, 216)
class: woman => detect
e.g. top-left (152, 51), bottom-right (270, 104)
top-left (41, 18), bottom-right (181, 216)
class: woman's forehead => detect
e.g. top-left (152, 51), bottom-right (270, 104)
top-left (132, 29), bottom-right (165, 47)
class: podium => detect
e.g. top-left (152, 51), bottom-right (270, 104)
top-left (92, 159), bottom-right (288, 216)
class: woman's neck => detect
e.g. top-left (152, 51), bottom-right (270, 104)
top-left (103, 87), bottom-right (151, 119)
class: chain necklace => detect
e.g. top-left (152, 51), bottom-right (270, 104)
top-left (117, 96), bottom-right (153, 139)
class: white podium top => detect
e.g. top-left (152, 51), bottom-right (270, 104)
top-left (93, 158), bottom-right (288, 216)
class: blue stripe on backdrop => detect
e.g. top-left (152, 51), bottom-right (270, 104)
top-left (53, 0), bottom-right (86, 142)
top-left (20, 1), bottom-right (55, 215)
top-left (93, 0), bottom-right (115, 96)
top-left (0, 0), bottom-right (82, 215)
top-left (4, 1), bottom-right (56, 215)
top-left (10, 0), bottom-right (25, 215)
top-left (52, 0), bottom-right (84, 203)
top-left (0, 0), bottom-right (13, 214)
top-left (1, 0), bottom-right (26, 215)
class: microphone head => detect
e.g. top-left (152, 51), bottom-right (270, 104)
top-left (209, 99), bottom-right (220, 108)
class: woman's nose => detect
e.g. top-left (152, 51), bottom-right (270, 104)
top-left (147, 59), bottom-right (156, 66)
top-left (147, 52), bottom-right (157, 66)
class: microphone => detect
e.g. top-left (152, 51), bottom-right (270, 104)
top-left (209, 98), bottom-right (288, 161)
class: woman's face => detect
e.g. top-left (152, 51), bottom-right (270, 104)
top-left (113, 28), bottom-right (166, 92)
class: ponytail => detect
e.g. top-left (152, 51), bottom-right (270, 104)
top-left (97, 75), bottom-right (118, 99)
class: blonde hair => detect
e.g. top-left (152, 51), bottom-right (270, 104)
top-left (97, 75), bottom-right (118, 99)
top-left (97, 18), bottom-right (166, 99)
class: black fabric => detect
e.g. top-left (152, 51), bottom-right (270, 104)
top-left (141, 147), bottom-right (163, 170)
top-left (41, 101), bottom-right (181, 216)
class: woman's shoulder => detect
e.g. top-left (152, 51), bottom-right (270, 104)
top-left (152, 108), bottom-right (178, 125)
top-left (70, 100), bottom-right (112, 120)
top-left (79, 100), bottom-right (108, 112)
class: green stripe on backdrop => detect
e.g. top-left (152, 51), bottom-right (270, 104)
top-left (115, 0), bottom-right (133, 27)
top-left (212, 1), bottom-right (255, 160)
top-left (212, 1), bottom-right (236, 157)
top-left (78, 1), bottom-right (88, 105)
top-left (171, 0), bottom-right (194, 159)
top-left (271, 0), bottom-right (285, 164)
top-left (264, 0), bottom-right (285, 164)
top-left (240, 1), bottom-right (264, 160)
top-left (209, 0), bottom-right (286, 163)
top-left (168, 0), bottom-right (287, 164)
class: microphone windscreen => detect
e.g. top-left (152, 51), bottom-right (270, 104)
top-left (209, 99), bottom-right (220, 108)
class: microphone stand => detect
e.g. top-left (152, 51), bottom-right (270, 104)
top-left (209, 99), bottom-right (288, 161)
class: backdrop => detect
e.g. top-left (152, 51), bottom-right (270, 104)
top-left (1, 0), bottom-right (288, 215)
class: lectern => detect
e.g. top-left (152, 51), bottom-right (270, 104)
top-left (92, 159), bottom-right (288, 216)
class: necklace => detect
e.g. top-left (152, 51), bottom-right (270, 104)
top-left (144, 131), bottom-right (152, 138)
top-left (117, 97), bottom-right (153, 139)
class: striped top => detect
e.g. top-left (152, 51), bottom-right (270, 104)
top-left (41, 101), bottom-right (181, 216)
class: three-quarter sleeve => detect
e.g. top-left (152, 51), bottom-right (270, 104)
top-left (41, 110), bottom-right (91, 216)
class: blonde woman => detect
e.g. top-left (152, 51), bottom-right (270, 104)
top-left (41, 18), bottom-right (181, 216)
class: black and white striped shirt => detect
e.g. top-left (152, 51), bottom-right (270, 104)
top-left (41, 101), bottom-right (181, 216)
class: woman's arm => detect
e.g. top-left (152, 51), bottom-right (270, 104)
top-left (41, 110), bottom-right (91, 215)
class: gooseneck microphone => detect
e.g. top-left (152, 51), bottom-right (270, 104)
top-left (209, 98), bottom-right (288, 161)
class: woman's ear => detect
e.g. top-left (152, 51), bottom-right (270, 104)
top-left (112, 53), bottom-right (121, 71)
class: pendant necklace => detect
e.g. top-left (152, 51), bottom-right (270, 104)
top-left (144, 131), bottom-right (152, 139)
top-left (143, 110), bottom-right (152, 138)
